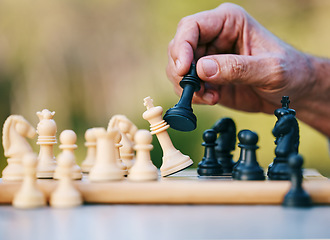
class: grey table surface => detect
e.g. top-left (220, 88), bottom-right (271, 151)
top-left (1, 204), bottom-right (330, 240)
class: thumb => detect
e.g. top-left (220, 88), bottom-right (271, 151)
top-left (197, 54), bottom-right (277, 87)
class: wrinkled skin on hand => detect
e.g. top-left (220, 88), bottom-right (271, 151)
top-left (167, 3), bottom-right (313, 113)
top-left (167, 3), bottom-right (330, 136)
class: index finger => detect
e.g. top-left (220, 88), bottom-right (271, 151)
top-left (169, 7), bottom-right (227, 76)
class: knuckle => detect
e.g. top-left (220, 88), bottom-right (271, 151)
top-left (268, 57), bottom-right (287, 86)
top-left (260, 56), bottom-right (288, 91)
top-left (220, 56), bottom-right (246, 82)
top-left (178, 16), bottom-right (194, 28)
top-left (218, 2), bottom-right (246, 15)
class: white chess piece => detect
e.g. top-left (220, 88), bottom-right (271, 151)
top-left (12, 152), bottom-right (46, 208)
top-left (50, 150), bottom-right (83, 208)
top-left (36, 109), bottom-right (57, 178)
top-left (81, 128), bottom-right (97, 173)
top-left (54, 130), bottom-right (82, 180)
top-left (2, 115), bottom-right (36, 181)
top-left (89, 128), bottom-right (124, 182)
top-left (113, 130), bottom-right (128, 176)
top-left (128, 129), bottom-right (158, 181)
top-left (108, 115), bottom-right (136, 170)
top-left (143, 97), bottom-right (193, 177)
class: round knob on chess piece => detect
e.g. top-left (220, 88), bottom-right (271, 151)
top-left (203, 129), bottom-right (217, 144)
top-left (238, 130), bottom-right (258, 147)
top-left (135, 129), bottom-right (153, 145)
top-left (85, 128), bottom-right (97, 144)
top-left (60, 130), bottom-right (77, 146)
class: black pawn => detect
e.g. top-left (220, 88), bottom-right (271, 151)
top-left (232, 147), bottom-right (246, 179)
top-left (197, 129), bottom-right (223, 176)
top-left (163, 63), bottom-right (201, 132)
top-left (234, 130), bottom-right (265, 181)
top-left (282, 154), bottom-right (312, 207)
top-left (232, 130), bottom-right (250, 179)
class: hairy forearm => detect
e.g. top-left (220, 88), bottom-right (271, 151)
top-left (295, 54), bottom-right (330, 137)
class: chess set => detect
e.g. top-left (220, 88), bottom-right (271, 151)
top-left (0, 64), bottom-right (330, 208)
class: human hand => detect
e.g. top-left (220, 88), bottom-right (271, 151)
top-left (166, 3), bottom-right (314, 114)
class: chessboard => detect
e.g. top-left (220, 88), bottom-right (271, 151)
top-left (1, 95), bottom-right (328, 208)
top-left (1, 169), bottom-right (329, 205)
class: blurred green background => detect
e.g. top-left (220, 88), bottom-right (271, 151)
top-left (0, 0), bottom-right (330, 176)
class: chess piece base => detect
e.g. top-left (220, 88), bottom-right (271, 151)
top-left (50, 193), bottom-right (82, 208)
top-left (218, 154), bottom-right (235, 175)
top-left (282, 189), bottom-right (312, 207)
top-left (163, 106), bottom-right (197, 132)
top-left (267, 157), bottom-right (290, 180)
top-left (160, 150), bottom-right (193, 177)
top-left (2, 158), bottom-right (23, 181)
top-left (121, 158), bottom-right (134, 170)
top-left (37, 162), bottom-right (56, 179)
top-left (237, 166), bottom-right (265, 181)
top-left (89, 168), bottom-right (124, 182)
top-left (81, 166), bottom-right (92, 174)
top-left (197, 159), bottom-right (223, 176)
top-left (13, 191), bottom-right (46, 209)
top-left (128, 170), bottom-right (158, 181)
top-left (197, 167), bottom-right (223, 176)
top-left (36, 171), bottom-right (54, 179)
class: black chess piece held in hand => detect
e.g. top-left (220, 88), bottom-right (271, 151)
top-left (282, 154), bottom-right (312, 207)
top-left (197, 129), bottom-right (223, 176)
top-left (163, 63), bottom-right (201, 132)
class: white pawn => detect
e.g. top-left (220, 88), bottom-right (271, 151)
top-left (13, 152), bottom-right (46, 208)
top-left (117, 117), bottom-right (135, 170)
top-left (81, 128), bottom-right (97, 173)
top-left (50, 150), bottom-right (83, 208)
top-left (54, 130), bottom-right (82, 180)
top-left (89, 128), bottom-right (124, 182)
top-left (128, 130), bottom-right (158, 181)
top-left (113, 131), bottom-right (128, 176)
top-left (143, 97), bottom-right (193, 177)
top-left (36, 109), bottom-right (57, 179)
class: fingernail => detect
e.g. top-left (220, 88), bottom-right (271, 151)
top-left (203, 92), bottom-right (214, 103)
top-left (201, 59), bottom-right (218, 77)
top-left (175, 59), bottom-right (181, 71)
